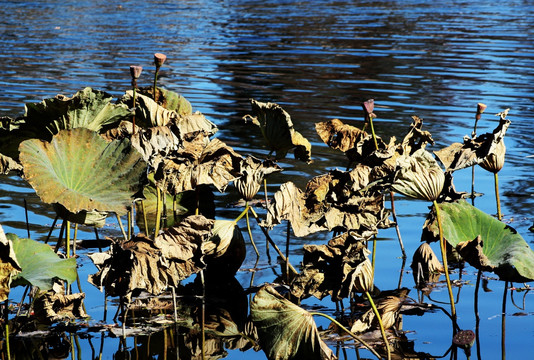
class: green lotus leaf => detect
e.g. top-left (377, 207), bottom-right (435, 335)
top-left (244, 99), bottom-right (312, 163)
top-left (7, 233), bottom-right (77, 290)
top-left (0, 88), bottom-right (132, 160)
top-left (251, 285), bottom-right (336, 360)
top-left (19, 128), bottom-right (146, 215)
top-left (53, 203), bottom-right (108, 228)
top-left (429, 200), bottom-right (534, 282)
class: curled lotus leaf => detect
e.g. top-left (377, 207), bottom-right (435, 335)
top-left (203, 220), bottom-right (246, 275)
top-left (19, 128), bottom-right (146, 215)
top-left (234, 156), bottom-right (282, 201)
top-left (138, 86), bottom-right (193, 115)
top-left (131, 124), bottom-right (182, 168)
top-left (479, 139), bottom-right (505, 173)
top-left (315, 118), bottom-right (366, 153)
top-left (399, 115), bottom-right (434, 155)
top-left (291, 231), bottom-right (371, 301)
top-left (33, 291), bottom-right (87, 324)
top-left (89, 215), bottom-right (211, 301)
top-left (392, 148), bottom-right (445, 202)
top-left (251, 285), bottom-right (336, 360)
top-left (53, 203), bottom-right (107, 228)
top-left (411, 242), bottom-right (443, 285)
top-left (350, 290), bottom-right (409, 333)
top-left (155, 131), bottom-right (242, 194)
top-left (434, 114), bottom-right (511, 172)
top-left (0, 153), bottom-right (22, 175)
top-left (427, 200), bottom-right (534, 282)
top-left (7, 233), bottom-right (77, 290)
top-left (243, 99), bottom-right (312, 163)
top-left (0, 225), bottom-right (21, 302)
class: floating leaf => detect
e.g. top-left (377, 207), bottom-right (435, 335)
top-left (392, 149), bottom-right (444, 202)
top-left (19, 128), bottom-right (146, 215)
top-left (251, 285), bottom-right (336, 360)
top-left (350, 291), bottom-right (409, 333)
top-left (33, 291), bottom-right (87, 324)
top-left (7, 233), bottom-right (77, 290)
top-left (428, 200), bottom-right (534, 282)
top-left (244, 99), bottom-right (312, 163)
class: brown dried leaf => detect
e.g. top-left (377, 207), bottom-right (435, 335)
top-left (0, 225), bottom-right (21, 302)
top-left (434, 114), bottom-right (511, 172)
top-left (479, 139), bottom-right (506, 173)
top-left (411, 242), bottom-right (443, 285)
top-left (315, 118), bottom-right (366, 152)
top-left (399, 115), bottom-right (434, 155)
top-left (33, 291), bottom-right (87, 324)
top-left (350, 292), bottom-right (408, 333)
top-left (155, 131), bottom-right (242, 194)
top-left (0, 153), bottom-right (22, 175)
top-left (131, 125), bottom-right (181, 167)
top-left (234, 156), bottom-right (282, 201)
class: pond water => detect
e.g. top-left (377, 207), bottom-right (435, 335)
top-left (1, 0), bottom-right (533, 359)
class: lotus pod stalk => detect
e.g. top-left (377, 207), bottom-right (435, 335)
top-left (480, 140), bottom-right (506, 220)
top-left (153, 53), bottom-right (167, 102)
top-left (362, 99), bottom-right (378, 150)
top-left (129, 65), bottom-right (143, 134)
top-left (472, 102), bottom-right (487, 199)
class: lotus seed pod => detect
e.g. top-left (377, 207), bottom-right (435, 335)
top-left (129, 65), bottom-right (143, 79)
top-left (154, 53), bottom-right (167, 68)
top-left (476, 103), bottom-right (487, 114)
top-left (480, 139), bottom-right (505, 173)
top-left (362, 99), bottom-right (374, 115)
top-left (453, 330), bottom-right (476, 349)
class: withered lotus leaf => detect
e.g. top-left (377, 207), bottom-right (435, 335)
top-left (399, 116), bottom-right (434, 155)
top-left (351, 292), bottom-right (408, 333)
top-left (251, 285), bottom-right (336, 360)
top-left (479, 139), bottom-right (506, 173)
top-left (203, 220), bottom-right (246, 275)
top-left (244, 99), bottom-right (312, 163)
top-left (131, 125), bottom-right (182, 168)
top-left (234, 156), bottom-right (283, 201)
top-left (392, 149), bottom-right (445, 202)
top-left (19, 128), bottom-right (146, 215)
top-left (33, 291), bottom-right (87, 324)
top-left (291, 231), bottom-right (371, 301)
top-left (434, 114), bottom-right (511, 172)
top-left (426, 200), bottom-right (534, 282)
top-left (0, 225), bottom-right (21, 302)
top-left (155, 131), bottom-right (242, 194)
top-left (137, 86), bottom-right (193, 115)
top-left (0, 153), bottom-right (22, 175)
top-left (411, 242), bottom-right (443, 285)
top-left (315, 118), bottom-right (367, 153)
top-left (89, 216), bottom-right (211, 301)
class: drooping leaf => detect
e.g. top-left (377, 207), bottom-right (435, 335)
top-left (8, 233), bottom-right (77, 290)
top-left (315, 118), bottom-right (367, 153)
top-left (411, 242), bottom-right (443, 285)
top-left (33, 291), bottom-right (87, 324)
top-left (0, 153), bottom-right (22, 175)
top-left (52, 203), bottom-right (108, 228)
top-left (350, 290), bottom-right (409, 333)
top-left (392, 148), bottom-right (445, 202)
top-left (479, 139), bottom-right (506, 173)
top-left (244, 99), bottom-right (312, 163)
top-left (234, 156), bottom-right (282, 201)
top-left (434, 114), bottom-right (511, 172)
top-left (251, 285), bottom-right (336, 360)
top-left (19, 128), bottom-right (146, 215)
top-left (0, 225), bottom-right (21, 301)
top-left (427, 200), bottom-right (534, 282)
top-left (131, 124), bottom-right (182, 168)
top-left (155, 131), bottom-right (242, 194)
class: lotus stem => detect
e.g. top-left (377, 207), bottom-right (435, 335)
top-left (309, 312), bottom-right (381, 360)
top-left (389, 191), bottom-right (406, 258)
top-left (66, 220), bottom-right (71, 258)
top-left (24, 198), bottom-right (30, 238)
top-left (371, 236), bottom-right (377, 276)
top-left (127, 208), bottom-right (132, 240)
top-left (365, 291), bottom-right (391, 360)
top-left (433, 200), bottom-right (456, 320)
top-left (154, 187), bottom-right (162, 238)
top-left (494, 173), bottom-right (502, 221)
top-left (132, 86), bottom-right (137, 135)
top-left (234, 205), bottom-right (249, 224)
top-left (94, 227), bottom-right (102, 252)
top-left (369, 117), bottom-right (379, 151)
top-left (200, 270), bottom-right (206, 360)
top-left (115, 213), bottom-right (128, 241)
top-left (264, 178), bottom-right (271, 257)
top-left (44, 215), bottom-right (59, 244)
top-left (501, 281), bottom-right (508, 360)
top-left (140, 200), bottom-right (149, 235)
top-left (73, 223), bottom-right (78, 256)
top-left (5, 322), bottom-right (10, 360)
top-left (245, 203), bottom-right (260, 258)
top-left (54, 220), bottom-right (66, 253)
top-left (16, 286), bottom-right (29, 317)
top-left (249, 207), bottom-right (298, 276)
top-left (286, 220), bottom-right (290, 283)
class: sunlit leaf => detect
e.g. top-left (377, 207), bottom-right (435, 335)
top-left (251, 285), bottom-right (336, 360)
top-left (138, 86), bottom-right (193, 115)
top-left (19, 128), bottom-right (146, 215)
top-left (53, 203), bottom-right (107, 228)
top-left (315, 118), bottom-right (366, 153)
top-left (244, 99), bottom-right (312, 163)
top-left (34, 291), bottom-right (87, 324)
top-left (392, 149), bottom-right (444, 202)
top-left (350, 291), bottom-right (408, 333)
top-left (411, 242), bottom-right (443, 285)
top-left (427, 200), bottom-right (534, 282)
top-left (0, 153), bottom-right (22, 175)
top-left (234, 156), bottom-right (282, 201)
top-left (8, 233), bottom-right (77, 290)
top-left (479, 139), bottom-right (505, 173)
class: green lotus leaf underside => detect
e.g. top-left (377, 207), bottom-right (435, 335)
top-left (432, 200), bottom-right (534, 282)
top-left (19, 128), bottom-right (146, 215)
top-left (8, 233), bottom-right (77, 290)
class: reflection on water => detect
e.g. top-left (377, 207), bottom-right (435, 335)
top-left (1, 0), bottom-right (533, 358)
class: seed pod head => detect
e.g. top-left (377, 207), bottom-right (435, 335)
top-left (154, 53), bottom-right (167, 68)
top-left (362, 99), bottom-right (374, 115)
top-left (480, 139), bottom-right (505, 173)
top-left (129, 65), bottom-right (143, 80)
top-left (476, 103), bottom-right (487, 114)
top-left (453, 330), bottom-right (476, 349)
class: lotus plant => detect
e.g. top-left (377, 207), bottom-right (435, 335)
top-left (153, 53), bottom-right (166, 102)
top-left (362, 99), bottom-right (378, 150)
top-left (471, 103), bottom-right (487, 199)
top-left (129, 65), bottom-right (143, 134)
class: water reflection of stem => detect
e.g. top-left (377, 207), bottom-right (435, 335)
top-left (397, 256), bottom-right (406, 289)
top-left (5, 316), bottom-right (10, 360)
top-left (309, 312), bottom-right (381, 359)
top-left (389, 191), bottom-right (406, 258)
top-left (74, 335), bottom-right (82, 360)
top-left (365, 291), bottom-right (391, 360)
top-left (433, 201), bottom-right (456, 321)
top-left (44, 215), bottom-right (59, 244)
top-left (501, 281), bottom-right (508, 360)
top-left (494, 173), bottom-right (502, 221)
top-left (171, 286), bottom-right (178, 323)
top-left (474, 270), bottom-right (482, 360)
top-left (249, 207), bottom-right (298, 276)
